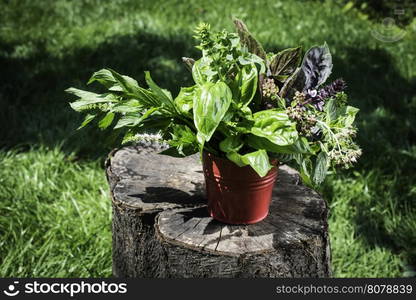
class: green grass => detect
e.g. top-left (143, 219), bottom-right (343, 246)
top-left (0, 0), bottom-right (415, 277)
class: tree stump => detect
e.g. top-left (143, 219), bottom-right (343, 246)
top-left (106, 143), bottom-right (331, 278)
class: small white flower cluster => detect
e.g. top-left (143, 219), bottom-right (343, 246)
top-left (334, 126), bottom-right (357, 140)
top-left (261, 78), bottom-right (279, 99)
top-left (328, 148), bottom-right (362, 168)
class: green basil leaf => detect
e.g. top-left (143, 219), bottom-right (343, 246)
top-left (241, 149), bottom-right (273, 177)
top-left (193, 81), bottom-right (232, 142)
top-left (247, 135), bottom-right (310, 154)
top-left (219, 136), bottom-right (243, 153)
top-left (313, 152), bottom-right (328, 185)
top-left (269, 47), bottom-right (302, 77)
top-left (251, 109), bottom-right (298, 146)
top-left (174, 86), bottom-right (195, 114)
top-left (236, 64), bottom-right (258, 107)
top-left (192, 59), bottom-right (209, 85)
top-left (226, 152), bottom-right (247, 167)
top-left (226, 149), bottom-right (272, 177)
top-left (299, 157), bottom-right (313, 187)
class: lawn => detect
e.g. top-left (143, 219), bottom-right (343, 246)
top-left (0, 0), bottom-right (415, 277)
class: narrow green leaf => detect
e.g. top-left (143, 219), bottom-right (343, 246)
top-left (107, 69), bottom-right (141, 94)
top-left (77, 114), bottom-right (96, 130)
top-left (325, 98), bottom-right (337, 122)
top-left (112, 100), bottom-right (142, 113)
top-left (144, 71), bottom-right (176, 113)
top-left (114, 107), bottom-right (157, 129)
top-left (87, 69), bottom-right (123, 91)
top-left (192, 59), bottom-right (210, 85)
top-left (98, 112), bottom-right (115, 130)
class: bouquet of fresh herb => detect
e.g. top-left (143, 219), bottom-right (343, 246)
top-left (67, 20), bottom-right (361, 187)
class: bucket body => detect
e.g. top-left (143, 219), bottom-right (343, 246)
top-left (202, 152), bottom-right (278, 224)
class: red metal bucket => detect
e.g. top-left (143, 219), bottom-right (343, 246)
top-left (202, 152), bottom-right (278, 224)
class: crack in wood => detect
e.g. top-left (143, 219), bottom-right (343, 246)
top-left (214, 226), bottom-right (224, 252)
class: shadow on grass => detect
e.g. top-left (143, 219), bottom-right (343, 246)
top-left (328, 47), bottom-right (416, 270)
top-left (0, 30), bottom-right (197, 159)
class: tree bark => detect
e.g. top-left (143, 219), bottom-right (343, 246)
top-left (106, 143), bottom-right (331, 278)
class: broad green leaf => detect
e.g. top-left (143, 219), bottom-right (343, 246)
top-left (174, 86), bottom-right (195, 113)
top-left (313, 152), bottom-right (328, 185)
top-left (193, 82), bottom-right (232, 142)
top-left (192, 59), bottom-right (208, 85)
top-left (226, 150), bottom-right (273, 177)
top-left (233, 19), bottom-right (267, 60)
top-left (134, 88), bottom-right (163, 109)
top-left (269, 47), bottom-right (302, 77)
top-left (251, 109), bottom-right (298, 146)
top-left (98, 112), bottom-right (115, 129)
top-left (226, 152), bottom-right (246, 167)
top-left (77, 114), bottom-right (95, 130)
top-left (219, 136), bottom-right (243, 153)
top-left (241, 149), bottom-right (273, 177)
top-left (233, 64), bottom-right (258, 107)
